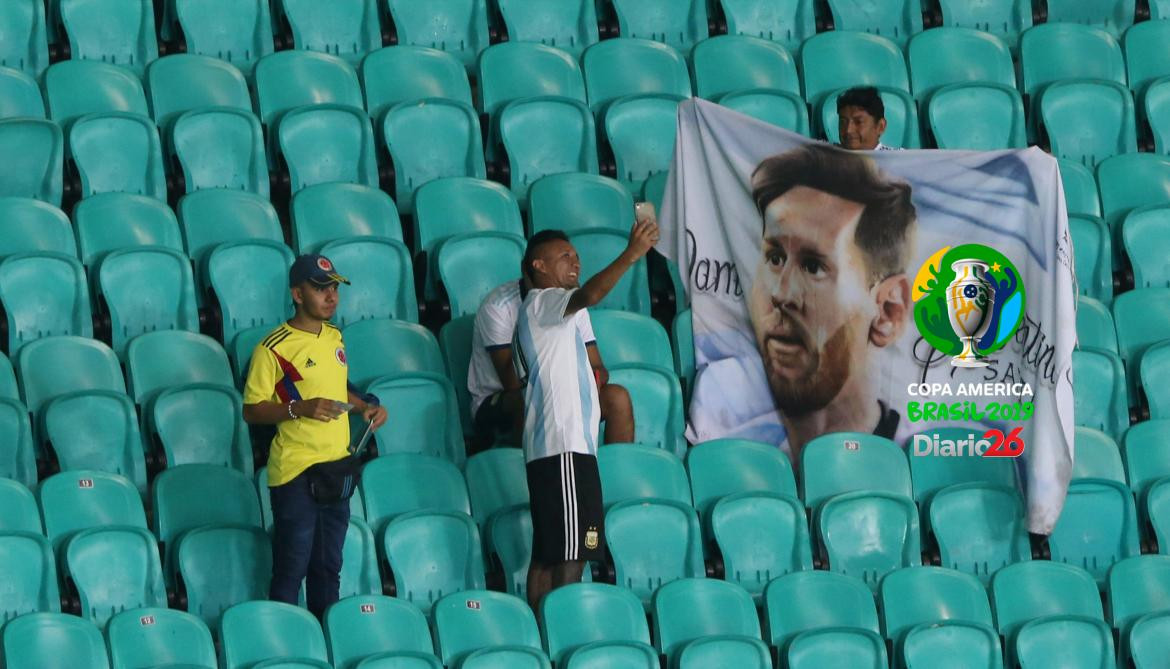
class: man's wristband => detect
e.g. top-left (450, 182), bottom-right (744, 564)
top-left (287, 400), bottom-right (298, 420)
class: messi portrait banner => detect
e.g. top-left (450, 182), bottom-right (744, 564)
top-left (658, 99), bottom-right (1076, 533)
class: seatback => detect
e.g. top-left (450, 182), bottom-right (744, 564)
top-left (174, 0), bottom-right (273, 74)
top-left (16, 335), bottom-right (124, 415)
top-left (611, 0), bottom-right (708, 53)
top-left (365, 372), bottom-right (463, 462)
top-left (106, 608), bottom-right (216, 669)
top-left (929, 483), bottom-right (1030, 582)
top-left (208, 239), bottom-right (295, 347)
top-left (1149, 80), bottom-right (1170, 159)
top-left (800, 31), bottom-right (910, 109)
top-left (152, 463), bottom-right (262, 549)
top-left (342, 318), bottom-right (445, 388)
top-left (1046, 0), bottom-right (1134, 37)
top-left (529, 173), bottom-right (633, 235)
top-left (383, 99), bottom-right (485, 212)
top-left (360, 453), bottom-right (471, 535)
top-left (324, 594), bottom-right (436, 669)
top-left (126, 330), bottom-right (233, 405)
top-left (465, 448), bottom-right (528, 525)
top-left (1069, 214), bottom-right (1112, 301)
top-left (0, 532), bottom-right (60, 623)
top-left (173, 108), bottom-right (268, 196)
top-left (566, 229), bottom-right (650, 313)
top-left (433, 590), bottom-right (542, 666)
top-left (0, 612), bottom-right (109, 669)
top-left (937, 0), bottom-right (1031, 50)
top-left (1144, 343), bottom-right (1170, 420)
top-left (1077, 295), bottom-right (1117, 352)
top-left (478, 42), bottom-right (586, 116)
top-left (0, 478), bottom-right (40, 533)
top-left (292, 183), bottom-right (402, 253)
top-left (437, 231), bottom-right (526, 319)
top-left (1072, 350), bottom-right (1129, 438)
top-left (606, 498), bottom-right (705, 604)
top-left (687, 438), bottom-right (797, 524)
top-left (0, 67), bottom-right (45, 119)
top-left (1109, 555), bottom-right (1170, 641)
top-left (59, 0), bottom-right (158, 74)
top-left (0, 198), bottom-right (74, 259)
top-left (0, 0), bottom-right (49, 76)
top-left (1114, 288), bottom-right (1170, 386)
top-left (1020, 23), bottom-right (1125, 100)
top-left (153, 384), bottom-right (251, 473)
top-left (801, 432), bottom-right (910, 508)
top-left (1041, 80), bottom-right (1136, 169)
top-left (254, 50), bottom-right (363, 127)
top-left (1071, 427), bottom-right (1125, 482)
top-left (220, 600), bottom-right (329, 669)
top-left (0, 119), bottom-right (63, 204)
top-left (908, 27), bottom-right (1015, 101)
top-left (713, 492), bottom-right (812, 594)
top-left (43, 61), bottom-right (148, 127)
top-left (605, 94), bottom-right (680, 194)
top-left (1124, 19), bottom-right (1170, 97)
top-left (361, 46), bottom-right (473, 120)
top-left (0, 252), bottom-right (93, 355)
top-left (179, 190), bottom-right (282, 297)
top-left (765, 570), bottom-right (881, 649)
top-left (1098, 153), bottom-right (1170, 230)
top-left (69, 112), bottom-right (167, 200)
top-left (582, 38), bottom-right (692, 112)
top-left (598, 444), bottom-right (691, 507)
top-left (67, 526), bottom-right (167, 627)
top-left (652, 578), bottom-right (761, 658)
top-left (438, 315), bottom-right (475, 433)
top-left (718, 0), bottom-right (814, 52)
top-left (1123, 205), bottom-right (1170, 288)
top-left (319, 237), bottom-right (417, 325)
top-left (991, 560), bottom-right (1103, 639)
top-left (74, 193), bottom-right (181, 269)
top-left (499, 96), bottom-right (599, 206)
top-left (38, 470), bottom-right (146, 550)
top-left (99, 246), bottom-right (199, 356)
top-left (1048, 477), bottom-right (1140, 584)
top-left (0, 402), bottom-right (32, 487)
top-left (497, 0), bottom-right (599, 56)
top-left (385, 0), bottom-right (489, 71)
top-left (145, 54), bottom-right (251, 128)
top-left (413, 177), bottom-right (524, 256)
top-left (691, 35), bottom-right (799, 100)
top-left (541, 582), bottom-right (650, 663)
top-left (1123, 420), bottom-right (1170, 500)
top-left (880, 567), bottom-right (994, 641)
top-left (42, 391), bottom-right (148, 494)
top-left (907, 427), bottom-right (1018, 506)
top-left (383, 511), bottom-right (485, 613)
top-left (588, 309), bottom-right (672, 370)
top-left (278, 103), bottom-right (378, 194)
top-left (281, 0), bottom-right (381, 64)
top-left (607, 364), bottom-right (686, 455)
top-left (1058, 158), bottom-right (1102, 217)
top-left (178, 524), bottom-right (272, 628)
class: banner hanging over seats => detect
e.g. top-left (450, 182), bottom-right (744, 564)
top-left (658, 99), bottom-right (1075, 534)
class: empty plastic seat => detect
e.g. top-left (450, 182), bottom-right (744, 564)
top-left (0, 478), bottom-right (39, 533)
top-left (800, 31), bottom-right (910, 112)
top-left (598, 444), bottom-right (691, 508)
top-left (1108, 555), bottom-right (1170, 662)
top-left (1047, 0), bottom-right (1134, 38)
top-left (822, 86), bottom-right (922, 148)
top-left (277, 103), bottom-right (378, 195)
top-left (1123, 420), bottom-right (1170, 525)
top-left (438, 315), bottom-right (475, 434)
top-left (930, 84), bottom-right (1026, 149)
top-left (99, 246), bottom-right (199, 356)
top-left (880, 567), bottom-right (1002, 668)
top-left (1113, 288), bottom-right (1170, 393)
top-left (42, 391), bottom-right (148, 494)
top-left (991, 561), bottom-right (1107, 666)
top-left (0, 198), bottom-right (73, 259)
top-left (1142, 344), bottom-right (1170, 419)
top-left (586, 309), bottom-right (672, 371)
top-left (43, 61), bottom-right (148, 127)
top-left (66, 526), bottom-right (166, 627)
top-left (361, 46), bottom-right (474, 121)
top-left (907, 427), bottom-right (1018, 505)
top-left (59, 0), bottom-right (158, 74)
top-left (1072, 350), bottom-right (1128, 439)
top-left (498, 97), bottom-right (599, 206)
top-left (172, 108), bottom-right (269, 196)
top-left (1020, 24), bottom-right (1126, 117)
top-left (433, 589), bottom-right (549, 668)
top-left (152, 463), bottom-right (262, 577)
top-left (0, 612), bottom-right (108, 669)
top-left (1148, 79), bottom-right (1170, 156)
top-left (937, 0), bottom-right (1030, 51)
top-left (483, 503), bottom-right (530, 599)
top-left (69, 112), bottom-right (166, 200)
top-left (106, 607), bottom-right (216, 669)
top-left (281, 0), bottom-right (380, 64)
top-left (1131, 611), bottom-right (1170, 668)
top-left (496, 0), bottom-right (598, 57)
top-left (1048, 475), bottom-right (1140, 585)
top-left (291, 183), bottom-right (402, 254)
top-left (438, 232), bottom-right (526, 319)
top-left (718, 88), bottom-right (809, 134)
top-left (1059, 158), bottom-right (1102, 217)
top-left (686, 438), bottom-right (796, 525)
top-left (254, 50), bottom-right (364, 128)
top-left (145, 54), bottom-right (251, 129)
top-left (385, 0), bottom-right (489, 72)
top-left (713, 492), bottom-right (812, 596)
top-left (360, 453), bottom-right (470, 536)
top-left (0, 407), bottom-right (32, 488)
top-left (1123, 205), bottom-right (1170, 288)
top-left (606, 498), bottom-right (705, 606)
top-left (652, 579), bottom-right (770, 668)
top-left (74, 193), bottom-right (182, 269)
top-left (541, 582), bottom-right (657, 669)
top-left (928, 483), bottom-right (1030, 583)
top-left (785, 629), bottom-right (888, 669)
top-left (221, 600), bottom-right (329, 669)
top-left (605, 94), bottom-right (679, 196)
top-left (341, 517), bottom-right (381, 599)
top-left (1124, 19), bottom-right (1170, 102)
top-left (178, 524), bottom-right (271, 628)
top-left (0, 252), bottom-right (93, 355)
top-left (0, 0), bottom-right (49, 76)
top-left (364, 372), bottom-right (463, 462)
top-left (531, 172), bottom-right (632, 237)
top-left (325, 594), bottom-right (441, 669)
top-left (1070, 428), bottom-right (1124, 485)
top-left (0, 67), bottom-right (44, 119)
top-left (1077, 295), bottom-right (1118, 352)
top-left (0, 119), bottom-right (63, 204)
top-left (38, 470), bottom-right (146, 549)
top-left (717, 0), bottom-right (815, 53)
top-left (908, 28), bottom-right (1015, 102)
top-left (178, 190), bottom-right (282, 293)
top-left (15, 335), bottom-right (125, 417)
top-left (384, 511), bottom-right (484, 613)
top-left (342, 318), bottom-right (445, 388)
top-left (1069, 214), bottom-right (1112, 302)
top-left (582, 39), bottom-right (692, 112)
top-left (172, 0), bottom-right (273, 75)
top-left (611, 0), bottom-right (707, 54)
top-left (567, 229), bottom-right (650, 313)
top-left (0, 531), bottom-right (59, 623)
top-left (765, 571), bottom-right (884, 660)
top-left (384, 99), bottom-right (486, 212)
top-left (478, 42), bottom-right (586, 117)
top-left (318, 237), bottom-right (417, 325)
top-left (826, 0), bottom-right (923, 46)
top-left (606, 364), bottom-right (686, 456)
top-left (691, 35), bottom-right (799, 101)
top-left (208, 239), bottom-right (294, 348)
top-left (1097, 153), bottom-right (1170, 232)
top-left (1041, 80), bottom-right (1136, 169)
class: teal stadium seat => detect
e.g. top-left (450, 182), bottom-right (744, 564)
top-left (1076, 296), bottom-right (1117, 352)
top-left (1, 613), bottom-right (109, 669)
top-left (936, 0), bottom-right (1031, 51)
top-left (0, 353), bottom-right (17, 399)
top-left (606, 364), bottom-right (686, 456)
top-left (1097, 154), bottom-right (1170, 246)
top-left (292, 183), bottom-right (402, 254)
top-left (486, 503), bottom-right (531, 598)
top-left (1123, 19), bottom-right (1170, 102)
top-left (1059, 158), bottom-right (1102, 217)
top-left (799, 31), bottom-right (910, 125)
top-left (713, 492), bottom-right (812, 597)
top-left (0, 404), bottom-right (33, 487)
top-left (605, 498), bottom-right (705, 606)
top-left (765, 571), bottom-right (885, 663)
top-left (106, 608), bottom-right (217, 669)
top-left (385, 0), bottom-right (489, 72)
top-left (1122, 420), bottom-right (1170, 536)
top-left (277, 103), bottom-right (378, 195)
top-left (652, 579), bottom-right (771, 669)
top-left (908, 28), bottom-right (1015, 102)
top-left (582, 39), bottom-right (692, 113)
top-left (178, 524), bottom-right (271, 628)
top-left (433, 590), bottom-right (550, 669)
top-left (209, 239), bottom-right (294, 350)
top-left (1041, 80), bottom-right (1136, 169)
top-left (43, 61), bottom-right (148, 127)
top-left (1147, 79), bottom-right (1170, 155)
top-left (686, 438), bottom-right (797, 528)
top-left (178, 190), bottom-right (283, 297)
top-left (822, 86), bottom-right (921, 148)
top-left (1123, 205), bottom-right (1170, 288)
top-left (324, 594), bottom-right (442, 669)
top-left (1141, 343), bottom-right (1170, 419)
top-left (530, 173), bottom-right (632, 235)
top-left (361, 46), bottom-right (474, 121)
top-left (691, 35), bottom-right (800, 101)
top-left (172, 108), bottom-right (269, 196)
top-left (439, 316), bottom-right (475, 433)
top-left (66, 526), bottom-right (166, 627)
top-left (359, 453), bottom-right (470, 537)
top-left (364, 372), bottom-right (463, 463)
top-left (1130, 611), bottom-right (1170, 669)
top-left (907, 427), bottom-right (1017, 508)
top-left (1072, 350), bottom-right (1129, 439)
top-left (1046, 0), bottom-right (1134, 38)
top-left (342, 318), bottom-right (445, 388)
top-left (15, 336), bottom-right (125, 433)
top-left (254, 50), bottom-right (364, 129)
top-left (0, 0), bottom-right (49, 76)
top-left (478, 42), bottom-right (586, 117)
top-left (69, 112), bottom-right (167, 200)
top-left (145, 54), bottom-right (251, 129)
top-left (991, 561), bottom-right (1108, 667)
top-left (0, 531), bottom-right (59, 623)
top-left (881, 567), bottom-right (1003, 668)
top-left (42, 391), bottom-right (148, 495)
top-left (59, 0), bottom-right (158, 75)
top-left (0, 67), bottom-right (45, 118)
top-left (74, 193), bottom-right (182, 270)
top-left (383, 99), bottom-right (486, 212)
top-left (1113, 288), bottom-right (1170, 397)
top-left (99, 246), bottom-right (199, 356)
top-left (605, 94), bottom-right (680, 196)
top-left (929, 483), bottom-right (1030, 583)
top-left (597, 443), bottom-right (692, 508)
top-left (437, 231), bottom-right (526, 318)
top-left (826, 0), bottom-right (923, 47)
top-left (568, 229), bottom-right (650, 313)
top-left (0, 252), bottom-right (93, 355)
top-left (925, 92), bottom-right (1026, 151)
top-left (1069, 214), bottom-right (1112, 302)
top-left (0, 199), bottom-right (74, 259)
top-left (1154, 0), bottom-right (1170, 17)
top-left (611, 0), bottom-right (708, 54)
top-left (1048, 475), bottom-right (1140, 585)
top-left (541, 582), bottom-right (657, 669)
top-left (220, 600), bottom-right (330, 669)
top-left (498, 96), bottom-right (599, 207)
top-left (717, 0), bottom-right (815, 53)
top-left (280, 0), bottom-right (381, 65)
top-left (340, 517), bottom-right (381, 598)
top-left (496, 0), bottom-right (599, 57)
top-left (0, 478), bottom-right (40, 533)
top-left (38, 470), bottom-right (146, 551)
top-left (384, 511), bottom-right (485, 614)
top-left (719, 88), bottom-right (811, 135)
top-left (588, 309), bottom-right (673, 370)
top-left (172, 0), bottom-right (273, 75)
top-left (0, 119), bottom-right (63, 204)
top-left (1071, 427), bottom-right (1125, 483)
top-left (1108, 555), bottom-right (1170, 664)
top-left (319, 237), bottom-right (418, 325)
top-left (1020, 23), bottom-right (1126, 137)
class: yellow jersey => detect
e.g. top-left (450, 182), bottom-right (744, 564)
top-left (243, 322), bottom-right (351, 486)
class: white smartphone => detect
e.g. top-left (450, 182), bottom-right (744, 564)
top-left (334, 401), bottom-right (355, 413)
top-left (634, 201), bottom-right (656, 221)
top-left (354, 419), bottom-right (376, 454)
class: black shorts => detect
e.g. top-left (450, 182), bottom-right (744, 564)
top-left (526, 452), bottom-right (605, 564)
top-left (473, 391), bottom-right (519, 450)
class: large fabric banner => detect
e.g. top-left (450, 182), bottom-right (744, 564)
top-left (658, 99), bottom-right (1075, 533)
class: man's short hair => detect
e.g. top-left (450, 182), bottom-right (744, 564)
top-left (522, 229), bottom-right (571, 280)
top-left (837, 86), bottom-right (885, 122)
top-left (751, 143), bottom-right (916, 282)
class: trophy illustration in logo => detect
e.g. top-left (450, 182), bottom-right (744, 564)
top-left (946, 260), bottom-right (996, 367)
top-left (913, 244), bottom-right (1026, 366)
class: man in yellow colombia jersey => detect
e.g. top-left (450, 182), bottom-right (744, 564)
top-left (243, 254), bottom-right (387, 619)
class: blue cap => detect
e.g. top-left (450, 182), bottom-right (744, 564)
top-left (289, 254), bottom-right (350, 288)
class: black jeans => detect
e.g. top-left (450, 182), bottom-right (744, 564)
top-left (268, 470), bottom-right (351, 619)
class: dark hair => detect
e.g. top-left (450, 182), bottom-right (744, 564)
top-left (836, 86), bottom-right (885, 122)
top-left (522, 229), bottom-right (571, 280)
top-left (751, 143), bottom-right (916, 282)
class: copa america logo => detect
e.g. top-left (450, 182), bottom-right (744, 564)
top-left (912, 244), bottom-right (1027, 366)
